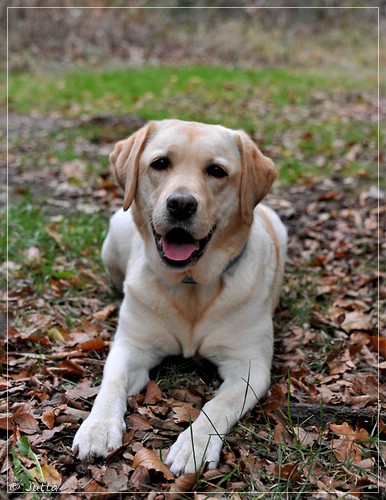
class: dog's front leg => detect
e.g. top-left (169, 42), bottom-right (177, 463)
top-left (165, 354), bottom-right (271, 475)
top-left (72, 337), bottom-right (160, 460)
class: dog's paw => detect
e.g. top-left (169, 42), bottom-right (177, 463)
top-left (72, 416), bottom-right (125, 460)
top-left (165, 426), bottom-right (223, 476)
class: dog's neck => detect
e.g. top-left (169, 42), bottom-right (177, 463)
top-left (182, 242), bottom-right (248, 285)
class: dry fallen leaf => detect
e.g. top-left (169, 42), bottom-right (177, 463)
top-left (127, 414), bottom-right (153, 432)
top-left (41, 408), bottom-right (56, 430)
top-left (133, 447), bottom-right (174, 480)
top-left (293, 426), bottom-right (319, 447)
top-left (341, 311), bottom-right (372, 333)
top-left (84, 479), bottom-right (109, 493)
top-left (328, 349), bottom-right (355, 375)
top-left (171, 403), bottom-right (200, 424)
top-left (12, 413), bottom-right (41, 434)
top-left (30, 464), bottom-right (62, 486)
top-left (331, 438), bottom-right (363, 464)
top-left (170, 389), bottom-right (203, 406)
top-left (369, 336), bottom-right (386, 358)
top-left (60, 475), bottom-right (78, 492)
top-left (129, 465), bottom-right (150, 488)
top-left (61, 160), bottom-right (86, 179)
top-left (169, 472), bottom-right (197, 495)
top-left (65, 380), bottom-right (99, 400)
top-left (78, 336), bottom-right (106, 352)
top-left (144, 380), bottom-right (163, 404)
top-left (274, 462), bottom-right (302, 482)
top-left (330, 422), bottom-right (369, 442)
top-left (355, 457), bottom-right (375, 470)
top-left (92, 304), bottom-right (118, 321)
top-left (25, 246), bottom-right (41, 262)
top-left (45, 223), bottom-right (64, 248)
top-left (102, 466), bottom-right (129, 491)
top-left (55, 359), bottom-right (86, 377)
top-left (273, 422), bottom-right (291, 444)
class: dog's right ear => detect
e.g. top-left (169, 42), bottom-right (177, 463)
top-left (109, 122), bottom-right (155, 211)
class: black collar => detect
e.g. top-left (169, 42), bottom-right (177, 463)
top-left (182, 242), bottom-right (248, 285)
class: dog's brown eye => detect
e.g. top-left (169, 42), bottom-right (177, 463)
top-left (150, 157), bottom-right (170, 170)
top-left (206, 164), bottom-right (228, 178)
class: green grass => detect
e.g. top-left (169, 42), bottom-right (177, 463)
top-left (8, 66), bottom-right (342, 119)
top-left (7, 65), bottom-right (375, 123)
top-left (5, 201), bottom-right (108, 293)
top-left (8, 65), bottom-right (379, 184)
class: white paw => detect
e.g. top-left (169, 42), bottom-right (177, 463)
top-left (165, 425), bottom-right (223, 476)
top-left (72, 416), bottom-right (125, 460)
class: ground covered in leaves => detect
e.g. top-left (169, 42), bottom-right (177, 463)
top-left (1, 112), bottom-right (385, 498)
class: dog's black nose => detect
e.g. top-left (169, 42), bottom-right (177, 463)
top-left (166, 192), bottom-right (198, 220)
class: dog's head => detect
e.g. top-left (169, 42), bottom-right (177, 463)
top-left (110, 119), bottom-right (276, 283)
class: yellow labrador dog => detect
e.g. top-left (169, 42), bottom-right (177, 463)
top-left (72, 119), bottom-right (287, 475)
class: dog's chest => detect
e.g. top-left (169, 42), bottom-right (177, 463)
top-left (165, 280), bottom-right (223, 326)
top-left (124, 268), bottom-right (264, 359)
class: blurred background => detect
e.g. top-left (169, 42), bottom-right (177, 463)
top-left (3, 1), bottom-right (381, 183)
top-left (5, 1), bottom-right (380, 72)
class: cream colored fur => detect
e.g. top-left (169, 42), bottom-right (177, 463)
top-left (72, 119), bottom-right (287, 475)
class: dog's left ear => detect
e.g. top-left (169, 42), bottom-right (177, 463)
top-left (237, 132), bottom-right (277, 225)
top-left (109, 122), bottom-right (155, 211)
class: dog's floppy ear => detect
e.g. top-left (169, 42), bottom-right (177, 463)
top-left (109, 122), bottom-right (155, 211)
top-left (237, 132), bottom-right (277, 225)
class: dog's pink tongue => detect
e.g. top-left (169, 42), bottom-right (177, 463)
top-left (162, 239), bottom-right (198, 261)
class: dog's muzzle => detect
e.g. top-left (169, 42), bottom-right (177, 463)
top-left (152, 224), bottom-right (216, 268)
top-left (151, 191), bottom-right (216, 268)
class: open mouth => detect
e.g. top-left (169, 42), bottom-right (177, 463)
top-left (152, 225), bottom-right (216, 268)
